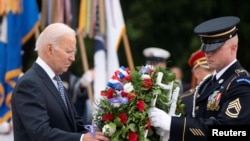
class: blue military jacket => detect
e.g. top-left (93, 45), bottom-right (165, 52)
top-left (170, 61), bottom-right (250, 141)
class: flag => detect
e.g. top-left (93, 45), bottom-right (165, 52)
top-left (40, 0), bottom-right (72, 30)
top-left (92, 0), bottom-right (126, 106)
top-left (78, 0), bottom-right (87, 34)
top-left (78, 0), bottom-right (126, 111)
top-left (0, 0), bottom-right (40, 123)
top-left (105, 0), bottom-right (125, 79)
top-left (78, 0), bottom-right (96, 37)
top-left (93, 0), bottom-right (107, 108)
top-left (93, 34), bottom-right (107, 108)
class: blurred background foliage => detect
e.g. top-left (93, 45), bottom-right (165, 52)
top-left (119, 0), bottom-right (250, 83)
top-left (23, 0), bottom-right (250, 84)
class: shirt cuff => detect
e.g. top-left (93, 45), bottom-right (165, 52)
top-left (80, 134), bottom-right (85, 141)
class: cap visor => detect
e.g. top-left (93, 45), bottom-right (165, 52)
top-left (201, 42), bottom-right (225, 52)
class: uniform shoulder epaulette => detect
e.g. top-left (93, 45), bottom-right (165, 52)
top-left (235, 69), bottom-right (250, 76)
top-left (225, 69), bottom-right (250, 91)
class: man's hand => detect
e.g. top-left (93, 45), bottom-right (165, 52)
top-left (82, 131), bottom-right (109, 141)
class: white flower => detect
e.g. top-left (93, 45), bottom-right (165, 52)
top-left (111, 103), bottom-right (121, 107)
top-left (141, 74), bottom-right (150, 79)
top-left (123, 82), bottom-right (134, 93)
top-left (102, 123), bottom-right (116, 137)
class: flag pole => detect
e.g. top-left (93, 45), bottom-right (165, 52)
top-left (99, 0), bottom-right (105, 35)
top-left (122, 32), bottom-right (134, 70)
top-left (77, 33), bottom-right (95, 111)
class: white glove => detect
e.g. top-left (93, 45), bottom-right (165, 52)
top-left (80, 70), bottom-right (94, 86)
top-left (156, 128), bottom-right (171, 141)
top-left (148, 107), bottom-right (171, 131)
top-left (0, 121), bottom-right (11, 134)
top-left (156, 128), bottom-right (167, 136)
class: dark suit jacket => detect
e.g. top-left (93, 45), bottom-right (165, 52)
top-left (11, 63), bottom-right (87, 141)
top-left (169, 61), bottom-right (250, 141)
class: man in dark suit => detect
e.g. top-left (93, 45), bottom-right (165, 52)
top-left (11, 23), bottom-right (109, 141)
top-left (148, 16), bottom-right (250, 141)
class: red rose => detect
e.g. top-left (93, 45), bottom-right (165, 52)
top-left (101, 88), bottom-right (114, 99)
top-left (124, 75), bottom-right (132, 82)
top-left (102, 113), bottom-right (114, 122)
top-left (118, 113), bottom-right (128, 124)
top-left (141, 78), bottom-right (153, 89)
top-left (128, 132), bottom-right (138, 141)
top-left (136, 100), bottom-right (145, 111)
top-left (121, 91), bottom-right (128, 97)
top-left (127, 92), bottom-right (137, 102)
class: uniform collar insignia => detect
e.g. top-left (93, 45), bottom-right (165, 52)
top-left (218, 79), bottom-right (224, 84)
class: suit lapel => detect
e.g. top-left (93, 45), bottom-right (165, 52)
top-left (197, 78), bottom-right (220, 103)
top-left (32, 63), bottom-right (75, 125)
top-left (196, 61), bottom-right (242, 103)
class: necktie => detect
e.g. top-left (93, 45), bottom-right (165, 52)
top-left (210, 75), bottom-right (217, 85)
top-left (211, 75), bottom-right (217, 84)
top-left (54, 75), bottom-right (68, 110)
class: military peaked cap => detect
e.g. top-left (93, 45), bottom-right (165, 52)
top-left (194, 16), bottom-right (240, 52)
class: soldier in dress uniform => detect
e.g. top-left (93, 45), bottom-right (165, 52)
top-left (148, 16), bottom-right (250, 141)
top-left (180, 49), bottom-right (214, 117)
top-left (143, 47), bottom-right (171, 69)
